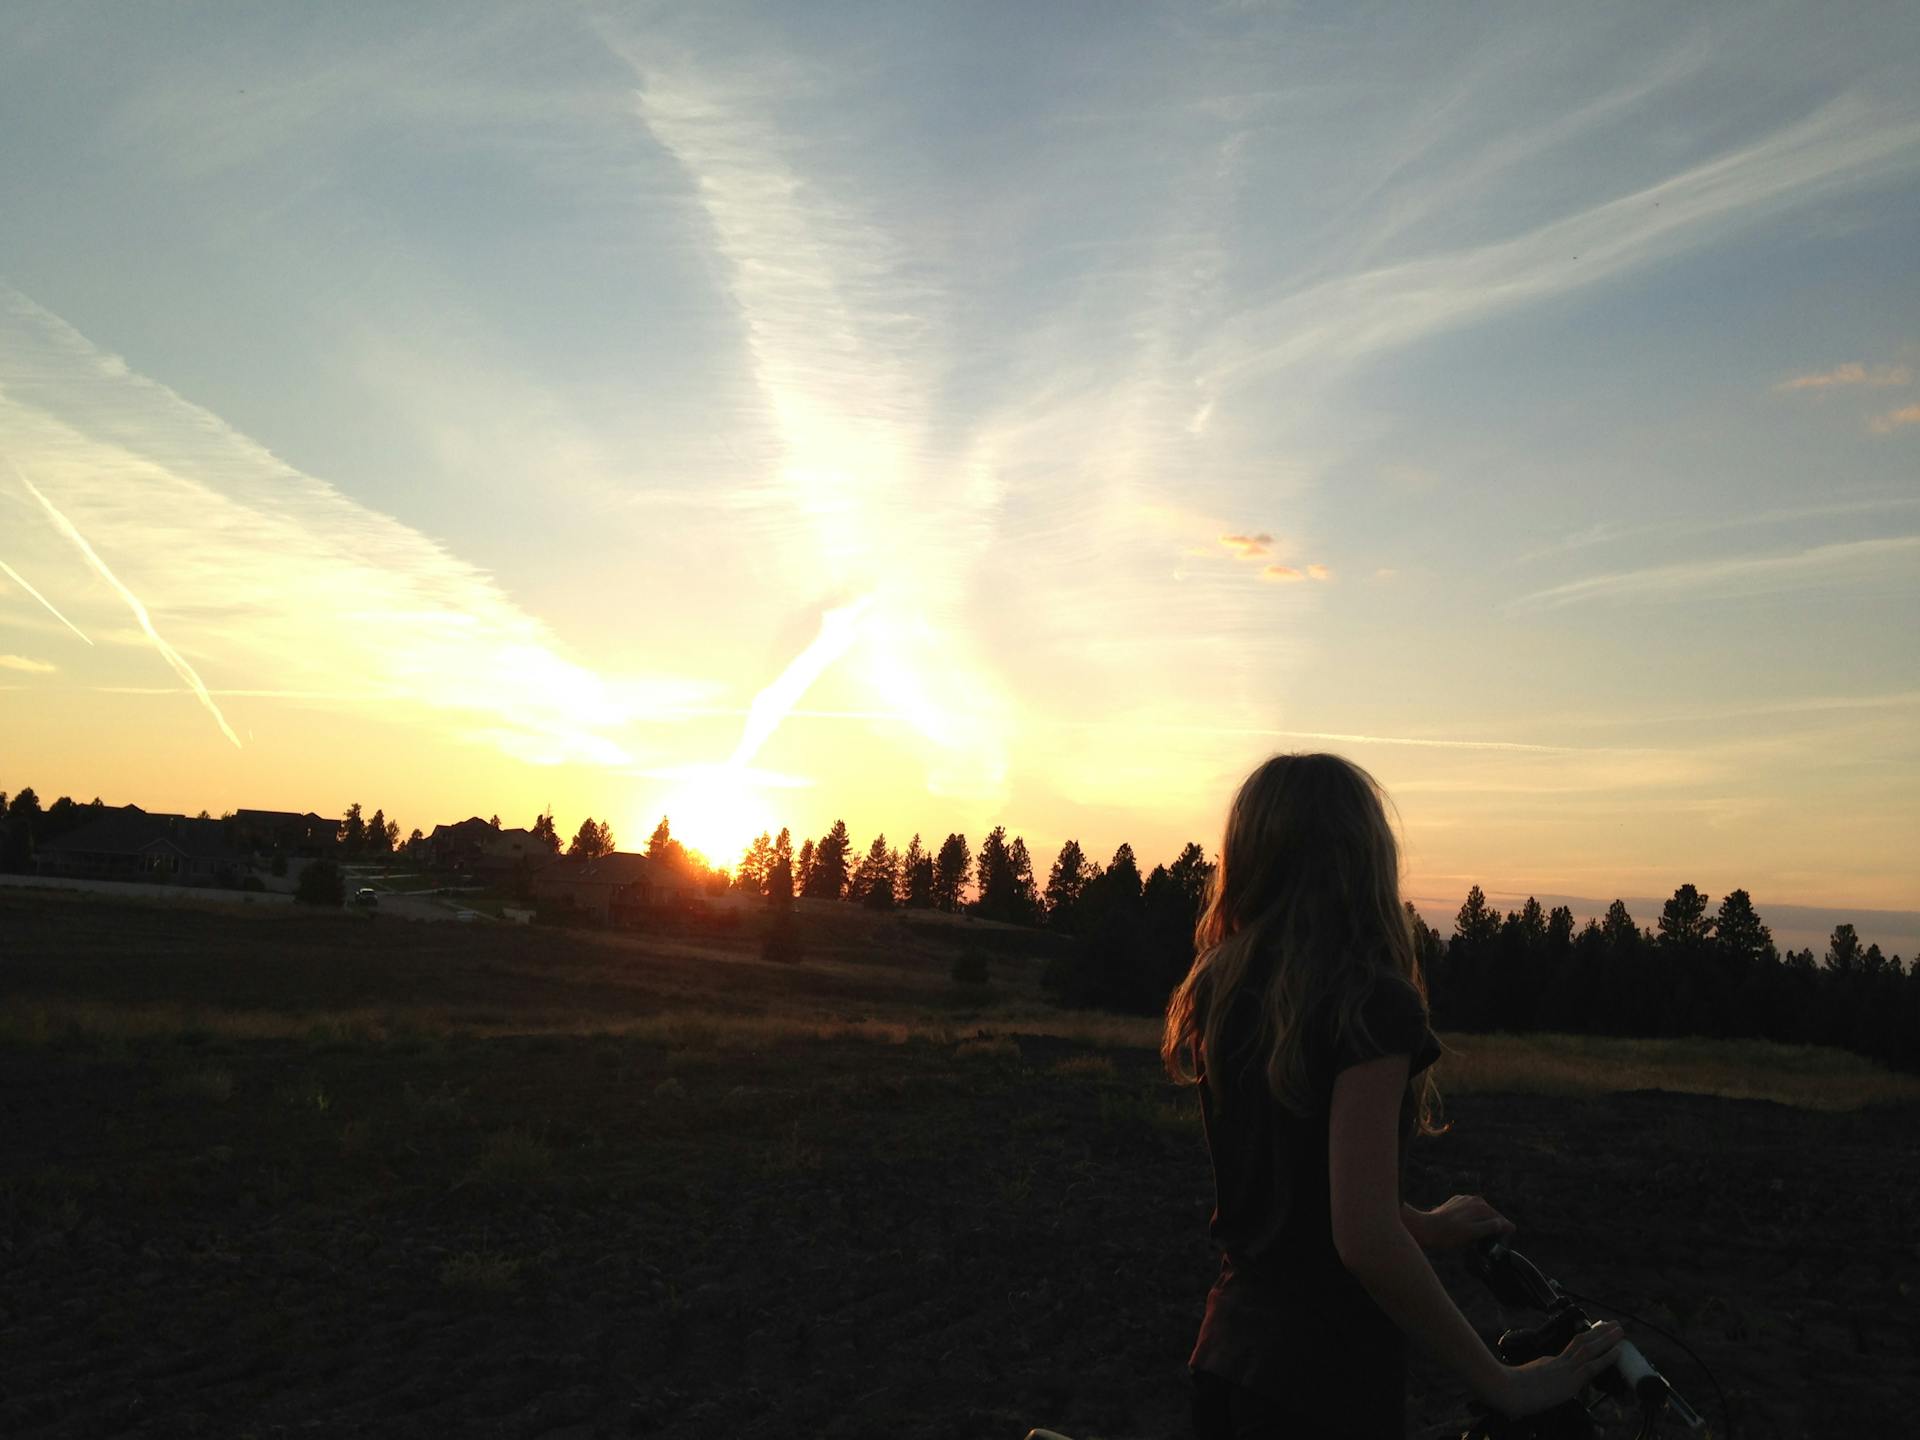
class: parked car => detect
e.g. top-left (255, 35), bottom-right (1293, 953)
top-left (454, 909), bottom-right (481, 923)
top-left (354, 887), bottom-right (379, 907)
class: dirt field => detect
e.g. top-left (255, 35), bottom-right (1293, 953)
top-left (2, 890), bottom-right (1914, 1438)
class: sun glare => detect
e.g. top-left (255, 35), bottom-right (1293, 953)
top-left (654, 764), bottom-right (769, 870)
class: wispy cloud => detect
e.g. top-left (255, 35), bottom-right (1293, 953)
top-left (12, 466), bottom-right (240, 747)
top-left (1220, 531), bottom-right (1273, 557)
top-left (1870, 403), bottom-right (1920, 434)
top-left (1204, 94), bottom-right (1920, 391)
top-left (1515, 536), bottom-right (1920, 609)
top-left (1261, 564), bottom-right (1302, 583)
top-left (0, 286), bottom-right (709, 764)
top-left (1777, 362), bottom-right (1912, 391)
top-left (0, 654), bottom-right (56, 673)
top-left (1512, 495), bottom-right (1920, 566)
top-left (0, 557), bottom-right (93, 645)
top-left (1306, 563), bottom-right (1331, 581)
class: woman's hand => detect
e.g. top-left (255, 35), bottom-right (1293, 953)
top-left (1407, 1193), bottom-right (1515, 1250)
top-left (1488, 1322), bottom-right (1625, 1418)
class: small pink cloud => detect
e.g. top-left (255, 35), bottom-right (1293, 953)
top-left (1261, 564), bottom-right (1303, 583)
top-left (1777, 362), bottom-right (1912, 391)
top-left (1221, 532), bottom-right (1274, 558)
top-left (1870, 403), bottom-right (1920, 435)
top-left (1307, 563), bottom-right (1332, 581)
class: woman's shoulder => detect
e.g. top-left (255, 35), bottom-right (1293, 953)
top-left (1332, 968), bottom-right (1439, 1073)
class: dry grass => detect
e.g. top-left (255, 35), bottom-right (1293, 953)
top-left (1435, 1031), bottom-right (1920, 1111)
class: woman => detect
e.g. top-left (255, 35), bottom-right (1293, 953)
top-left (1163, 753), bottom-right (1621, 1438)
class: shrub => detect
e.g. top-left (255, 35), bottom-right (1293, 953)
top-left (951, 947), bottom-right (989, 986)
top-left (761, 912), bottom-right (804, 965)
top-left (295, 859), bottom-right (344, 907)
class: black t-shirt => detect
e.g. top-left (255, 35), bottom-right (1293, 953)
top-left (1189, 971), bottom-right (1441, 1439)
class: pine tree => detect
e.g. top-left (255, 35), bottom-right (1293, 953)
top-left (767, 827), bottom-right (795, 904)
top-left (1044, 839), bottom-right (1090, 931)
top-left (367, 809), bottom-right (393, 854)
top-left (1714, 890), bottom-right (1776, 969)
top-left (341, 803), bottom-right (366, 854)
top-left (805, 821), bottom-right (852, 900)
top-left (568, 817), bottom-right (614, 859)
top-left (736, 832), bottom-right (773, 895)
top-left (853, 834), bottom-right (896, 908)
top-left (530, 809), bottom-right (561, 854)
top-left (1007, 836), bottom-right (1041, 925)
top-left (974, 826), bottom-right (1016, 920)
top-left (932, 833), bottom-right (972, 912)
top-left (795, 838), bottom-right (816, 897)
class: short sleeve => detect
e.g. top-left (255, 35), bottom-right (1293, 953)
top-left (1331, 975), bottom-right (1441, 1078)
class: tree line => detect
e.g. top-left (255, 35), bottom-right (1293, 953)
top-left (1421, 884), bottom-right (1918, 1073)
top-left (729, 822), bottom-right (1217, 1010)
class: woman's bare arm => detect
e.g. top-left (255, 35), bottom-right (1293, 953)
top-left (1330, 1055), bottom-right (1620, 1418)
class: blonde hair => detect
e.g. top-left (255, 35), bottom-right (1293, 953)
top-left (1161, 753), bottom-right (1442, 1134)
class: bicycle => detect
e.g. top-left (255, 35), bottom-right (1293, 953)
top-left (1022, 1234), bottom-right (1723, 1440)
top-left (1460, 1234), bottom-right (1720, 1439)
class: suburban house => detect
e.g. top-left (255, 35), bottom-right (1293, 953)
top-left (229, 808), bottom-right (342, 856)
top-left (471, 827), bottom-right (558, 881)
top-left (36, 806), bottom-right (248, 884)
top-left (530, 852), bottom-right (700, 924)
top-left (425, 817), bottom-right (501, 871)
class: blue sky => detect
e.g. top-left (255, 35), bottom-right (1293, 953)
top-left (2, 2), bottom-right (1916, 931)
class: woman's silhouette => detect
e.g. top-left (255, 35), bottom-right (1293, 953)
top-left (1163, 753), bottom-right (1621, 1438)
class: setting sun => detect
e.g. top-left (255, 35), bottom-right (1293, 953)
top-left (649, 764), bottom-right (777, 869)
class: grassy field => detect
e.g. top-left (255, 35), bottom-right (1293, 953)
top-left (3, 887), bottom-right (1916, 1438)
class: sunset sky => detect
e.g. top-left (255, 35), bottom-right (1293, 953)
top-left (2, 3), bottom-right (1916, 935)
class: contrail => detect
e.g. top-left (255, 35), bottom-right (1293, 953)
top-left (13, 468), bottom-right (241, 748)
top-left (726, 597), bottom-right (872, 771)
top-left (0, 558), bottom-right (93, 645)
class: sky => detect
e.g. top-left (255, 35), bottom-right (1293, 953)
top-left (2, 2), bottom-right (1917, 941)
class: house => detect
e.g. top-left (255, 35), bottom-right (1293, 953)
top-left (530, 852), bottom-right (695, 924)
top-left (471, 827), bottom-right (558, 881)
top-left (37, 806), bottom-right (246, 884)
top-left (229, 808), bottom-right (342, 856)
top-left (425, 817), bottom-right (500, 871)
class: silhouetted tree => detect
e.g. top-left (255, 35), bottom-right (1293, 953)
top-left (853, 833), bottom-right (896, 909)
top-left (530, 810), bottom-right (561, 854)
top-left (736, 832), bottom-right (773, 895)
top-left (767, 827), bottom-right (795, 904)
top-left (932, 833), bottom-right (972, 913)
top-left (3, 787), bottom-right (40, 871)
top-left (973, 826), bottom-right (1019, 922)
top-left (341, 803), bottom-right (366, 855)
top-left (647, 816), bottom-right (687, 871)
top-left (1826, 923), bottom-right (1863, 975)
top-left (366, 809), bottom-right (394, 854)
top-left (900, 833), bottom-right (934, 908)
top-left (1044, 839), bottom-right (1091, 932)
top-left (1007, 836), bottom-right (1041, 925)
top-left (795, 838), bottom-right (815, 896)
top-left (805, 821), bottom-right (852, 900)
top-left (568, 817), bottom-right (614, 859)
top-left (489, 815), bottom-right (501, 829)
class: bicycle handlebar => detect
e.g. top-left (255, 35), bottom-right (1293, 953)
top-left (1467, 1237), bottom-right (1709, 1436)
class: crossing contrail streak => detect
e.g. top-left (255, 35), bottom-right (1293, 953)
top-left (13, 468), bottom-right (241, 748)
top-left (726, 597), bottom-right (873, 772)
top-left (0, 558), bottom-right (93, 645)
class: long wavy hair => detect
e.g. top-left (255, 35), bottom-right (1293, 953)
top-left (1162, 752), bottom-right (1442, 1133)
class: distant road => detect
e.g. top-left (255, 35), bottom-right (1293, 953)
top-left (0, 873), bottom-right (477, 922)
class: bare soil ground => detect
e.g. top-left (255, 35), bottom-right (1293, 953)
top-left (2, 890), bottom-right (1914, 1438)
